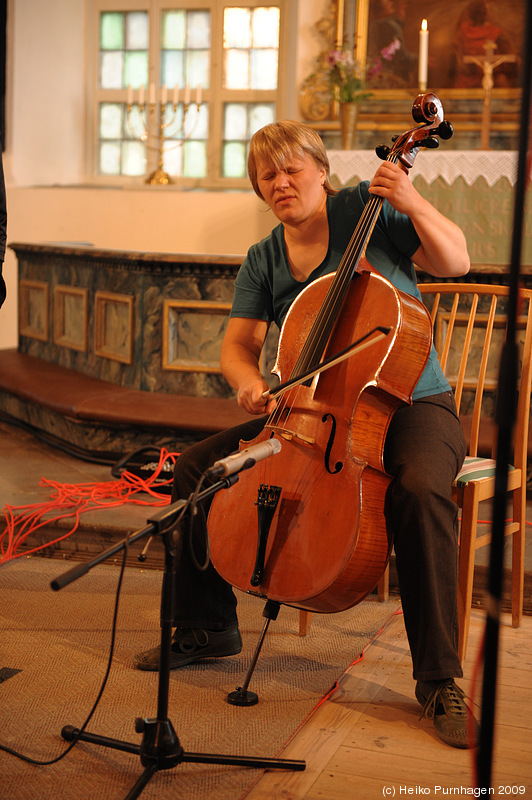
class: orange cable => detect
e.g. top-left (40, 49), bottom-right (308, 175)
top-left (0, 449), bottom-right (178, 565)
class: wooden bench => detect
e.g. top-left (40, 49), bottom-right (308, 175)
top-left (0, 350), bottom-right (250, 457)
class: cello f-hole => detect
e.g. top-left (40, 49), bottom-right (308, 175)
top-left (322, 413), bottom-right (343, 475)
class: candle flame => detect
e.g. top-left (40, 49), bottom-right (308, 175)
top-left (421, 19), bottom-right (428, 31)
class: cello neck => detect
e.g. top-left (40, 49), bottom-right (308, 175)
top-left (290, 151), bottom-right (396, 379)
top-left (289, 92), bottom-right (453, 380)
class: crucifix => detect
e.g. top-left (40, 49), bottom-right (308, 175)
top-left (464, 40), bottom-right (517, 150)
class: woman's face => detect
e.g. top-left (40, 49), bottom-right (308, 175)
top-left (255, 151), bottom-right (327, 227)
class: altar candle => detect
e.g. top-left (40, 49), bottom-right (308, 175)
top-left (138, 85), bottom-right (145, 106)
top-left (418, 19), bottom-right (429, 88)
top-left (126, 84), bottom-right (133, 106)
top-left (172, 84), bottom-right (179, 105)
top-left (184, 83), bottom-right (191, 105)
top-left (195, 84), bottom-right (202, 106)
top-left (149, 82), bottom-right (156, 105)
top-left (161, 83), bottom-right (168, 105)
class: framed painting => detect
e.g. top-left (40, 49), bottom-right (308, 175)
top-left (362, 0), bottom-right (522, 92)
top-left (162, 299), bottom-right (231, 373)
top-left (300, 0), bottom-right (523, 123)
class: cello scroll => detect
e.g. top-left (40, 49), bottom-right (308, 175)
top-left (376, 92), bottom-right (454, 169)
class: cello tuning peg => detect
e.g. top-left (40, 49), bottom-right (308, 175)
top-left (376, 144), bottom-right (390, 160)
top-left (438, 120), bottom-right (454, 140)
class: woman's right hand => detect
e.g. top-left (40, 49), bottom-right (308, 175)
top-left (237, 377), bottom-right (277, 415)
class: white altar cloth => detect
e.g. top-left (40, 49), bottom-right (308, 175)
top-left (327, 150), bottom-right (519, 187)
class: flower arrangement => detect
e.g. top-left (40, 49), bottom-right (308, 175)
top-left (326, 38), bottom-right (402, 104)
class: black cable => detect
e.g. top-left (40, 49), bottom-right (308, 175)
top-left (0, 535), bottom-right (130, 766)
top-left (187, 472), bottom-right (212, 572)
top-left (0, 411), bottom-right (180, 468)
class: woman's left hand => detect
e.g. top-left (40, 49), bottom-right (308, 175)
top-left (368, 161), bottom-right (418, 215)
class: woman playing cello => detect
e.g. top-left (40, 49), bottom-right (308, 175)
top-left (135, 119), bottom-right (478, 749)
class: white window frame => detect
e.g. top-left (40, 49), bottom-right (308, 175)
top-left (88, 0), bottom-right (292, 189)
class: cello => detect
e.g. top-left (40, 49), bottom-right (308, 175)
top-left (207, 94), bottom-right (454, 615)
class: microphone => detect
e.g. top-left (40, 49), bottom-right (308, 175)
top-left (205, 438), bottom-right (282, 478)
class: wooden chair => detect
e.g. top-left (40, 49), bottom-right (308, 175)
top-left (299, 283), bottom-right (532, 663)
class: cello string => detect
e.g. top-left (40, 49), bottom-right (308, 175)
top-left (291, 150), bottom-right (399, 378)
top-left (291, 192), bottom-right (385, 378)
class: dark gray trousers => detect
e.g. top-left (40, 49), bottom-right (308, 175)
top-left (170, 390), bottom-right (466, 682)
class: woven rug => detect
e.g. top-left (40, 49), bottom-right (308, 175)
top-left (0, 556), bottom-right (402, 800)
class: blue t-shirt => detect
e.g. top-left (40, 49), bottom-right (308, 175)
top-left (230, 184), bottom-right (450, 399)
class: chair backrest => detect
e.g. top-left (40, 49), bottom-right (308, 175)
top-left (418, 283), bottom-right (532, 474)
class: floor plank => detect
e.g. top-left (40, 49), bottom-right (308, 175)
top-left (244, 609), bottom-right (532, 799)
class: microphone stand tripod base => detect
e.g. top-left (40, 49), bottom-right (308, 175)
top-left (227, 688), bottom-right (259, 706)
top-left (56, 480), bottom-right (305, 799)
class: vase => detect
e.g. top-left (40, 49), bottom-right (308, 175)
top-left (339, 102), bottom-right (359, 150)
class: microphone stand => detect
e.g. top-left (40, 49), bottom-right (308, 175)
top-left (52, 474), bottom-right (305, 800)
top-left (476, 1), bottom-right (532, 788)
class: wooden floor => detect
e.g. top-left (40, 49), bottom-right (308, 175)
top-left (244, 608), bottom-right (532, 799)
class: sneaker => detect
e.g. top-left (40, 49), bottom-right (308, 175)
top-left (134, 626), bottom-right (242, 672)
top-left (416, 679), bottom-right (480, 749)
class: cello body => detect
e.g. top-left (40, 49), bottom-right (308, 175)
top-left (208, 92), bottom-right (453, 616)
top-left (208, 266), bottom-right (432, 613)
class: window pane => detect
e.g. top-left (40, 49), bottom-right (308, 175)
top-left (188, 103), bottom-right (208, 138)
top-left (162, 10), bottom-right (186, 49)
top-left (224, 8), bottom-right (251, 48)
top-left (249, 103), bottom-right (275, 134)
top-left (100, 142), bottom-right (121, 174)
top-left (161, 50), bottom-right (184, 88)
top-left (222, 102), bottom-right (275, 178)
top-left (224, 103), bottom-right (248, 139)
top-left (125, 12), bottom-right (149, 49)
top-left (100, 52), bottom-right (124, 89)
top-left (222, 142), bottom-right (246, 178)
top-left (252, 8), bottom-right (279, 48)
top-left (225, 50), bottom-right (249, 89)
top-left (100, 103), bottom-right (123, 139)
top-left (125, 104), bottom-right (146, 141)
top-left (101, 12), bottom-right (123, 50)
top-left (187, 50), bottom-right (210, 89)
top-left (187, 10), bottom-right (211, 49)
top-left (182, 140), bottom-right (206, 178)
top-left (124, 51), bottom-right (149, 88)
top-left (122, 140), bottom-right (146, 176)
top-left (163, 144), bottom-right (182, 177)
top-left (250, 49), bottom-right (278, 90)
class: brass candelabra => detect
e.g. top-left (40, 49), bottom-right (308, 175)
top-left (126, 84), bottom-right (202, 184)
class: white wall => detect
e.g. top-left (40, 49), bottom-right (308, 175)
top-left (1, 0), bottom-right (328, 349)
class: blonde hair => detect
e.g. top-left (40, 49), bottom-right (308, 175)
top-left (248, 120), bottom-right (338, 200)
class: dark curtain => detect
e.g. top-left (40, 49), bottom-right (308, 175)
top-left (0, 0), bottom-right (6, 151)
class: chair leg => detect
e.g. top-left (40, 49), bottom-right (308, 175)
top-left (511, 483), bottom-right (525, 629)
top-left (298, 610), bottom-right (312, 637)
top-left (298, 561), bottom-right (390, 636)
top-left (457, 484), bottom-right (480, 663)
top-left (377, 565), bottom-right (389, 602)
